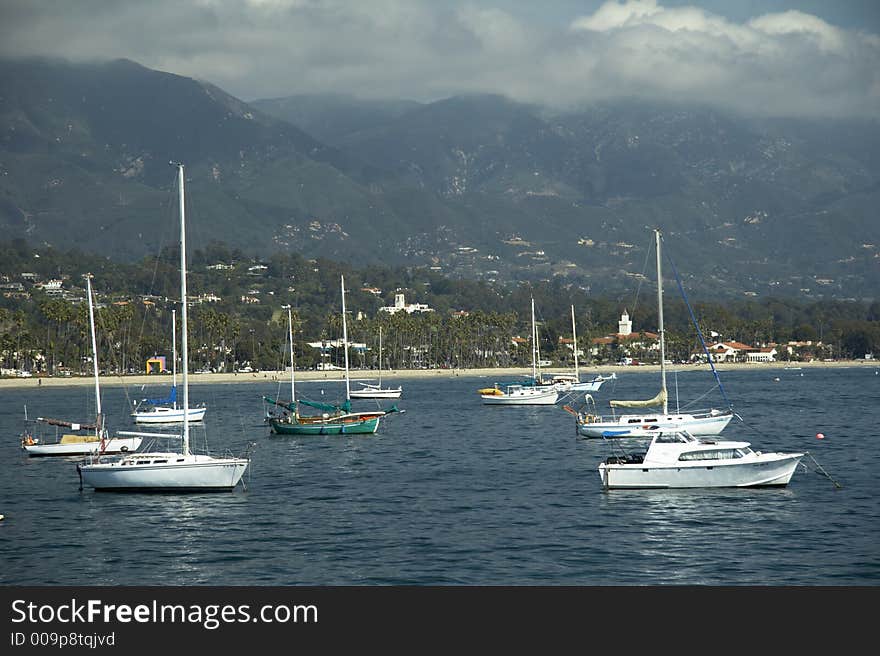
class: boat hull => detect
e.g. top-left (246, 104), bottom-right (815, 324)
top-left (598, 453), bottom-right (804, 489)
top-left (549, 374), bottom-right (614, 393)
top-left (131, 406), bottom-right (207, 424)
top-left (23, 436), bottom-right (142, 457)
top-left (269, 415), bottom-right (380, 435)
top-left (79, 454), bottom-right (248, 491)
top-left (481, 394), bottom-right (559, 405)
top-left (564, 381), bottom-right (609, 392)
top-left (578, 411), bottom-right (733, 438)
top-left (349, 389), bottom-right (402, 399)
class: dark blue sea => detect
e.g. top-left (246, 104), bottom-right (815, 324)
top-left (2, 366), bottom-right (878, 586)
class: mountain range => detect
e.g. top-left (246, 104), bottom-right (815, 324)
top-left (1, 56), bottom-right (878, 301)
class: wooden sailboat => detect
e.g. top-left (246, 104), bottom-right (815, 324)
top-left (78, 163), bottom-right (251, 491)
top-left (264, 276), bottom-right (397, 435)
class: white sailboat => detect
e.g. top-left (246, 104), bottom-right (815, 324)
top-left (22, 275), bottom-right (142, 457)
top-left (542, 305), bottom-right (616, 393)
top-left (479, 296), bottom-right (559, 405)
top-left (130, 309), bottom-right (207, 424)
top-left (575, 229), bottom-right (734, 438)
top-left (598, 430), bottom-right (804, 489)
top-left (350, 326), bottom-right (402, 399)
top-left (78, 163), bottom-right (250, 491)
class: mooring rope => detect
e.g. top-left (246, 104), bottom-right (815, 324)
top-left (801, 452), bottom-right (843, 489)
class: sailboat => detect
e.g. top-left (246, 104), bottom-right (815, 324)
top-left (21, 275), bottom-right (142, 457)
top-left (479, 297), bottom-right (560, 405)
top-left (264, 276), bottom-right (397, 435)
top-left (77, 163), bottom-right (251, 491)
top-left (262, 304), bottom-right (298, 425)
top-left (541, 305), bottom-right (616, 394)
top-left (350, 326), bottom-right (402, 399)
top-left (575, 229), bottom-right (734, 438)
top-left (130, 309), bottom-right (207, 424)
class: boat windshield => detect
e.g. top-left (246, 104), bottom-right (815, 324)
top-left (656, 432), bottom-right (694, 443)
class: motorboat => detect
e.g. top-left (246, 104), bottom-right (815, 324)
top-left (597, 430), bottom-right (804, 489)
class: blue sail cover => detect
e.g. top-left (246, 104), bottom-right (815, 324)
top-left (262, 396), bottom-right (352, 414)
top-left (142, 385), bottom-right (177, 406)
top-left (263, 395), bottom-right (295, 411)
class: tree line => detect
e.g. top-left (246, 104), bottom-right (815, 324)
top-left (1, 239), bottom-right (878, 375)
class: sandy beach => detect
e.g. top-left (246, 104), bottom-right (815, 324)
top-left (1, 359), bottom-right (875, 389)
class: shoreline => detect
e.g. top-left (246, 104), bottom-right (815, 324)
top-left (1, 359), bottom-right (876, 389)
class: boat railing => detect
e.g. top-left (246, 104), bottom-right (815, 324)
top-left (590, 407), bottom-right (730, 423)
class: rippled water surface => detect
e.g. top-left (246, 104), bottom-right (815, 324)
top-left (1, 367), bottom-right (878, 585)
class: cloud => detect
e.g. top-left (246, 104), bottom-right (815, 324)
top-left (572, 0), bottom-right (663, 32)
top-left (748, 10), bottom-right (845, 52)
top-left (0, 0), bottom-right (877, 119)
top-left (565, 1), bottom-right (880, 118)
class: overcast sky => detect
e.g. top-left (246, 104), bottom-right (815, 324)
top-left (1, 0), bottom-right (878, 119)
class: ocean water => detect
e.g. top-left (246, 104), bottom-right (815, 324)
top-left (1, 366), bottom-right (878, 586)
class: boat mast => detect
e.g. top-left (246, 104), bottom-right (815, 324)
top-left (378, 325), bottom-right (383, 387)
top-left (531, 296), bottom-right (537, 382)
top-left (85, 274), bottom-right (103, 437)
top-left (571, 304), bottom-right (579, 381)
top-left (172, 308), bottom-right (177, 409)
top-left (655, 228), bottom-right (668, 415)
top-left (177, 163), bottom-right (190, 456)
top-left (341, 275), bottom-right (351, 400)
top-left (284, 305), bottom-right (295, 404)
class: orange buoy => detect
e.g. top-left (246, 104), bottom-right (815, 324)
top-left (816, 433), bottom-right (825, 439)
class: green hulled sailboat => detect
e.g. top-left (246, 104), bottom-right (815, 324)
top-left (265, 276), bottom-right (398, 436)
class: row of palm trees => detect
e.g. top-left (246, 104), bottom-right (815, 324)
top-left (2, 297), bottom-right (572, 375)
top-left (2, 288), bottom-right (878, 376)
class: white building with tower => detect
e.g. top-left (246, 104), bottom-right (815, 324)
top-left (379, 293), bottom-right (433, 315)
